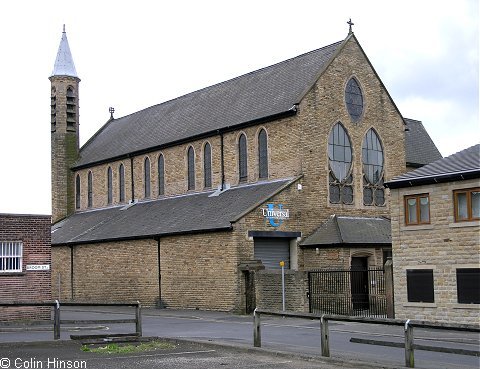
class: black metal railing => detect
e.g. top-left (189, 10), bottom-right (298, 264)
top-left (308, 268), bottom-right (387, 317)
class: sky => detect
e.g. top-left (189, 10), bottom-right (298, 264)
top-left (0, 0), bottom-right (478, 215)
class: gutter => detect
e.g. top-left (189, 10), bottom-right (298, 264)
top-left (385, 169), bottom-right (480, 189)
top-left (72, 109), bottom-right (297, 171)
top-left (51, 225), bottom-right (233, 247)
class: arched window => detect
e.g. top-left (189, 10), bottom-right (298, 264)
top-left (187, 146), bottom-right (195, 190)
top-left (107, 167), bottom-right (113, 204)
top-left (75, 174), bottom-right (80, 209)
top-left (328, 123), bottom-right (353, 204)
top-left (258, 129), bottom-right (268, 179)
top-left (362, 129), bottom-right (385, 206)
top-left (119, 163), bottom-right (125, 203)
top-left (345, 77), bottom-right (363, 122)
top-left (238, 134), bottom-right (248, 182)
top-left (144, 157), bottom-right (151, 198)
top-left (204, 143), bottom-right (212, 188)
top-left (87, 171), bottom-right (93, 208)
top-left (158, 154), bottom-right (165, 196)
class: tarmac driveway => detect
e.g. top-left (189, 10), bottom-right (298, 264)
top-left (0, 339), bottom-right (381, 369)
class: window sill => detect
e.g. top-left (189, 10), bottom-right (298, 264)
top-left (0, 272), bottom-right (25, 277)
top-left (449, 220), bottom-right (480, 228)
top-left (453, 304), bottom-right (480, 310)
top-left (403, 302), bottom-right (437, 308)
top-left (400, 224), bottom-right (434, 231)
top-left (328, 203), bottom-right (356, 208)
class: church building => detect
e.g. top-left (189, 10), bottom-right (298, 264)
top-left (50, 24), bottom-right (441, 313)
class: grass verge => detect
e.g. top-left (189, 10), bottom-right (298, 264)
top-left (81, 340), bottom-right (176, 354)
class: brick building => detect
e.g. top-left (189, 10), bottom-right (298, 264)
top-left (0, 214), bottom-right (51, 320)
top-left (386, 145), bottom-right (479, 324)
top-left (49, 26), bottom-right (441, 312)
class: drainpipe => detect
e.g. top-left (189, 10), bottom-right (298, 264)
top-left (70, 245), bottom-right (74, 300)
top-left (157, 237), bottom-right (162, 308)
top-left (219, 131), bottom-right (225, 190)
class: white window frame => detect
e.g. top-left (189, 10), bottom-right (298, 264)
top-left (0, 241), bottom-right (23, 273)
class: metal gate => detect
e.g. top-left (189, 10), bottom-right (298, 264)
top-left (308, 268), bottom-right (387, 317)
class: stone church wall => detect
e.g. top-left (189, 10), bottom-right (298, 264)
top-left (52, 239), bottom-right (159, 306)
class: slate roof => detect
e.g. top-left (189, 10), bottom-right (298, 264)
top-left (52, 178), bottom-right (294, 245)
top-left (301, 215), bottom-right (391, 246)
top-left (385, 144), bottom-right (480, 189)
top-left (74, 40), bottom-right (344, 169)
top-left (404, 118), bottom-right (442, 166)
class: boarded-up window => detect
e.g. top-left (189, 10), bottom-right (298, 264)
top-left (407, 269), bottom-right (434, 303)
top-left (457, 268), bottom-right (480, 304)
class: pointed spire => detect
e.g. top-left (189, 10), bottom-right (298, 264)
top-left (51, 25), bottom-right (78, 78)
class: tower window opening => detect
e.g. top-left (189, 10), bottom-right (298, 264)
top-left (66, 86), bottom-right (76, 131)
top-left (51, 88), bottom-right (56, 132)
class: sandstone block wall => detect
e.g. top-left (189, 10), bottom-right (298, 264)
top-left (390, 178), bottom-right (480, 324)
top-left (52, 239), bottom-right (159, 306)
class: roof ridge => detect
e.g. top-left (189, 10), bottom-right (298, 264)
top-left (76, 39), bottom-right (345, 167)
top-left (110, 40), bottom-right (344, 122)
top-left (294, 34), bottom-right (353, 104)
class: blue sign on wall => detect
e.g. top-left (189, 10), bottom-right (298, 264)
top-left (261, 203), bottom-right (290, 227)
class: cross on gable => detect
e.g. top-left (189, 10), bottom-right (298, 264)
top-left (347, 18), bottom-right (354, 34)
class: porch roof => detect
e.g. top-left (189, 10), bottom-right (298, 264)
top-left (52, 178), bottom-right (295, 246)
top-left (301, 215), bottom-right (391, 247)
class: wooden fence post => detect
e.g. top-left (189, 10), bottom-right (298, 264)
top-left (135, 301), bottom-right (142, 337)
top-left (253, 309), bottom-right (261, 347)
top-left (384, 258), bottom-right (395, 318)
top-left (404, 319), bottom-right (415, 368)
top-left (53, 300), bottom-right (60, 340)
top-left (321, 314), bottom-right (330, 357)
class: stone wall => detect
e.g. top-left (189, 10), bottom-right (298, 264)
top-left (50, 75), bottom-right (80, 223)
top-left (255, 270), bottom-right (308, 312)
top-left (0, 214), bottom-right (51, 321)
top-left (160, 231), bottom-right (240, 311)
top-left (390, 178), bottom-right (480, 324)
top-left (52, 239), bottom-right (159, 306)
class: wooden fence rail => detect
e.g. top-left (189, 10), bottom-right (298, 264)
top-left (253, 308), bottom-right (480, 368)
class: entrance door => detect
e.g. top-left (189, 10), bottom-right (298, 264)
top-left (351, 257), bottom-right (369, 311)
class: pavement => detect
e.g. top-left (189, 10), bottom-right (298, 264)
top-left (0, 306), bottom-right (479, 369)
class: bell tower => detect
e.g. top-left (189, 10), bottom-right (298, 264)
top-left (50, 25), bottom-right (80, 223)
